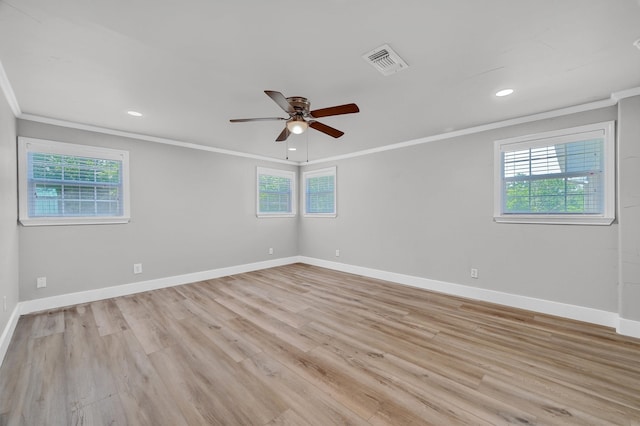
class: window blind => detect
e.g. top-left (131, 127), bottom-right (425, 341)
top-left (259, 174), bottom-right (293, 213)
top-left (502, 137), bottom-right (604, 215)
top-left (18, 137), bottom-right (130, 226)
top-left (256, 167), bottom-right (296, 217)
top-left (306, 175), bottom-right (335, 214)
top-left (28, 152), bottom-right (124, 217)
top-left (303, 167), bottom-right (336, 216)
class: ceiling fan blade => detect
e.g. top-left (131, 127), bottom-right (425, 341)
top-left (230, 117), bottom-right (286, 123)
top-left (275, 127), bottom-right (290, 142)
top-left (309, 121), bottom-right (344, 138)
top-left (310, 103), bottom-right (359, 118)
top-left (265, 90), bottom-right (295, 114)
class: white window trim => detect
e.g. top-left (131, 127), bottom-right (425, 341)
top-left (256, 167), bottom-right (297, 218)
top-left (493, 121), bottom-right (615, 225)
top-left (303, 166), bottom-right (337, 218)
top-left (18, 137), bottom-right (131, 226)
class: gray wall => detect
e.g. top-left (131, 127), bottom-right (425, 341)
top-left (0, 90), bottom-right (18, 334)
top-left (618, 95), bottom-right (640, 321)
top-left (12, 98), bottom-right (640, 322)
top-left (300, 106), bottom-right (620, 312)
top-left (18, 120), bottom-right (298, 301)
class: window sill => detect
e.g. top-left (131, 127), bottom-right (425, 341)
top-left (494, 215), bottom-right (614, 225)
top-left (19, 217), bottom-right (131, 226)
top-left (256, 214), bottom-right (296, 218)
top-left (303, 213), bottom-right (337, 218)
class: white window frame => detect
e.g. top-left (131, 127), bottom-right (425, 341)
top-left (18, 137), bottom-right (131, 226)
top-left (256, 167), bottom-right (296, 218)
top-left (493, 121), bottom-right (615, 225)
top-left (303, 166), bottom-right (337, 218)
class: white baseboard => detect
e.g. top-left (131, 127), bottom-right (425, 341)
top-left (0, 305), bottom-right (21, 366)
top-left (5, 255), bottom-right (639, 370)
top-left (19, 256), bottom-right (300, 315)
top-left (0, 256), bottom-right (294, 369)
top-left (299, 256), bottom-right (640, 339)
top-left (618, 317), bottom-right (640, 338)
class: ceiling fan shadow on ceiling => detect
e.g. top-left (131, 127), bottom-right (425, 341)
top-left (230, 90), bottom-right (359, 142)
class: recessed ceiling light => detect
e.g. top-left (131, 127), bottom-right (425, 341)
top-left (634, 38), bottom-right (640, 50)
top-left (288, 147), bottom-right (297, 151)
top-left (495, 89), bottom-right (514, 97)
top-left (127, 110), bottom-right (143, 117)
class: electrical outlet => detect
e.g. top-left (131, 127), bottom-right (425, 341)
top-left (133, 263), bottom-right (143, 274)
top-left (335, 249), bottom-right (340, 257)
top-left (470, 268), bottom-right (479, 279)
top-left (36, 277), bottom-right (47, 288)
top-left (269, 247), bottom-right (274, 255)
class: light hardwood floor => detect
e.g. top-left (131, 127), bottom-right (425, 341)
top-left (1, 264), bottom-right (639, 425)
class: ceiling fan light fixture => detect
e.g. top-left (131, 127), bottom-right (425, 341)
top-left (287, 118), bottom-right (308, 135)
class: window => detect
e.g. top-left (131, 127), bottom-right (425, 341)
top-left (18, 137), bottom-right (130, 226)
top-left (494, 121), bottom-right (615, 225)
top-left (303, 166), bottom-right (337, 217)
top-left (256, 167), bottom-right (296, 217)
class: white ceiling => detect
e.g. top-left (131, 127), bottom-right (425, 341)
top-left (1, 0), bottom-right (639, 162)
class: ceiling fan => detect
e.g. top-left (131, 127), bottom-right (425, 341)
top-left (230, 90), bottom-right (359, 142)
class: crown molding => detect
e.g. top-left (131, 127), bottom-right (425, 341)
top-left (12, 93), bottom-right (627, 167)
top-left (7, 63), bottom-right (638, 166)
top-left (611, 86), bottom-right (640, 101)
top-left (0, 60), bottom-right (21, 117)
top-left (303, 96), bottom-right (619, 165)
top-left (18, 113), bottom-right (298, 166)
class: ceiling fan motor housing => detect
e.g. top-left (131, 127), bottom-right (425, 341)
top-left (286, 97), bottom-right (310, 116)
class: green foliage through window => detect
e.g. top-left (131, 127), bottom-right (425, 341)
top-left (305, 175), bottom-right (335, 214)
top-left (303, 167), bottom-right (336, 216)
top-left (256, 167), bottom-right (296, 216)
top-left (259, 174), bottom-right (293, 213)
top-left (502, 139), bottom-right (604, 215)
top-left (28, 152), bottom-right (123, 217)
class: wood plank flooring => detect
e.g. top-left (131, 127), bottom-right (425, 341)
top-left (1, 263), bottom-right (640, 425)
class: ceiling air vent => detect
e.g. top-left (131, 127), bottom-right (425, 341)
top-left (362, 44), bottom-right (409, 76)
